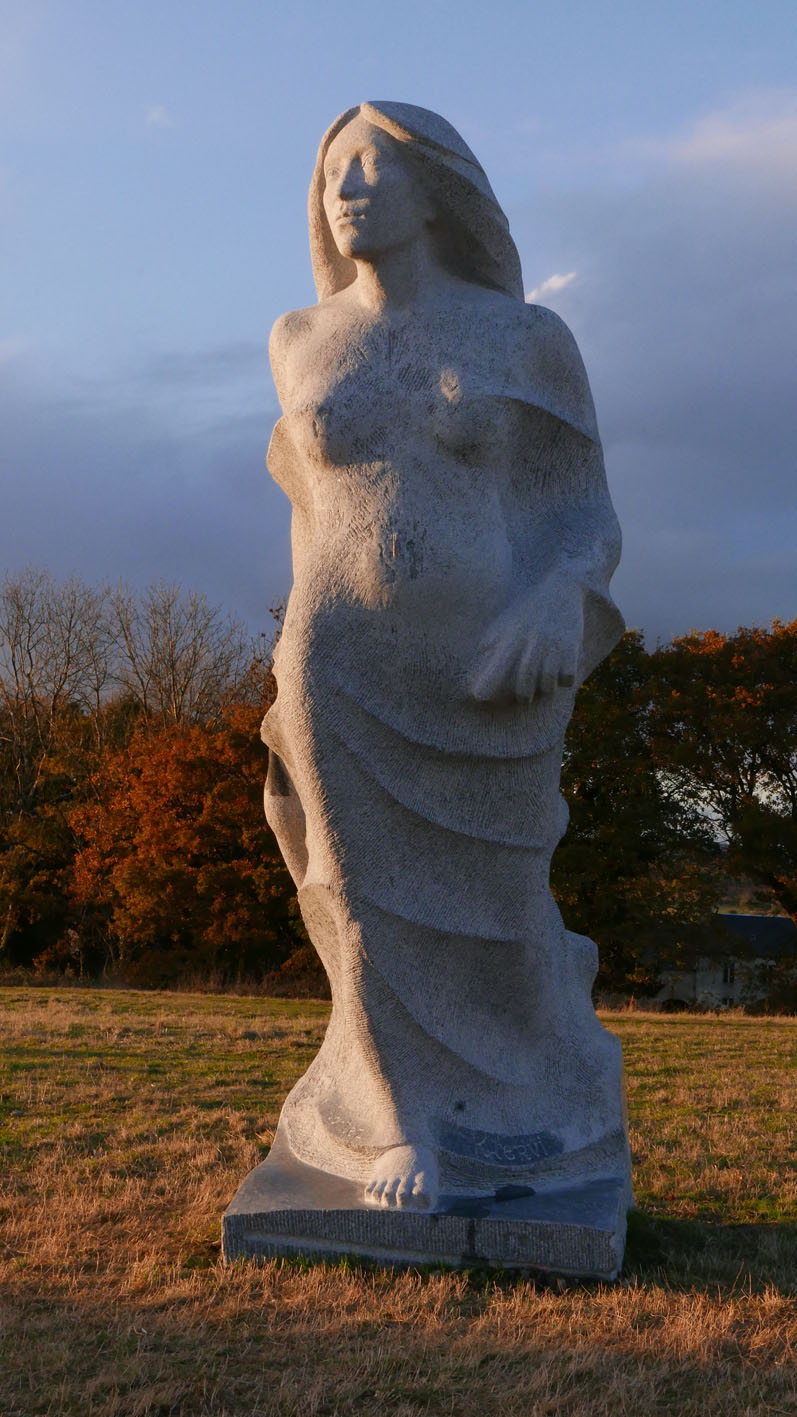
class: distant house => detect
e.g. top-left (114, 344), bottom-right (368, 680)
top-left (655, 913), bottom-right (797, 1011)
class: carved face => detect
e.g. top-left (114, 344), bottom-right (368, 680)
top-left (322, 115), bottom-right (435, 261)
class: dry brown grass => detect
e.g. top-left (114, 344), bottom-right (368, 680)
top-left (0, 990), bottom-right (795, 1416)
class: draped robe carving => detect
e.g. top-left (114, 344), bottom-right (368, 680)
top-left (261, 101), bottom-right (630, 1209)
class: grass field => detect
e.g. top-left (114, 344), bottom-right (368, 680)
top-left (0, 989), bottom-right (794, 1417)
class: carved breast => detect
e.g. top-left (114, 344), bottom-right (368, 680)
top-left (286, 366), bottom-right (510, 473)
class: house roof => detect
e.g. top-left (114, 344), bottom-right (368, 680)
top-left (718, 913), bottom-right (797, 959)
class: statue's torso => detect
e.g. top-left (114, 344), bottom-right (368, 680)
top-left (270, 298), bottom-right (548, 618)
top-left (266, 292), bottom-right (613, 722)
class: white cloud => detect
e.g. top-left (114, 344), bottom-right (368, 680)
top-left (525, 271), bottom-right (577, 303)
top-left (145, 104), bottom-right (176, 130)
top-left (625, 90), bottom-right (797, 172)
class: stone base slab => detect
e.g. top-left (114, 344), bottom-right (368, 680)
top-left (222, 1134), bottom-right (629, 1280)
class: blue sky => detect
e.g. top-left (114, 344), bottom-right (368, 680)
top-left (3, 0), bottom-right (796, 640)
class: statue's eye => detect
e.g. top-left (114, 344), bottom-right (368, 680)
top-left (325, 165), bottom-right (340, 181)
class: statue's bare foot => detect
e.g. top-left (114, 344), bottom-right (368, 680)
top-left (364, 1145), bottom-right (439, 1211)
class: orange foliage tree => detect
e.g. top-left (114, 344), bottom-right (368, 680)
top-left (68, 697), bottom-right (309, 986)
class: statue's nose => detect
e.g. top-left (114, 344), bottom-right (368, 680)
top-left (339, 160), bottom-right (366, 201)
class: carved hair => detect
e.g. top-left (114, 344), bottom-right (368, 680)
top-left (309, 101), bottom-right (524, 303)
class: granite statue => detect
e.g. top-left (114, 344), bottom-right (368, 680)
top-left (226, 102), bottom-right (631, 1269)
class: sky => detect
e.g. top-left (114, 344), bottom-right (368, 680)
top-left (2, 0), bottom-right (796, 643)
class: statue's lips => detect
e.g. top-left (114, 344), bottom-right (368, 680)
top-left (334, 207), bottom-right (370, 225)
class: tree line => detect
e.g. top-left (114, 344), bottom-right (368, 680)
top-left (0, 569), bottom-right (308, 989)
top-left (1, 568), bottom-right (795, 995)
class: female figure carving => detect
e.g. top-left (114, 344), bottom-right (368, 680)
top-left (262, 102), bottom-right (629, 1212)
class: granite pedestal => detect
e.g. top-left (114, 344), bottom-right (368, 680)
top-left (222, 1134), bottom-right (629, 1281)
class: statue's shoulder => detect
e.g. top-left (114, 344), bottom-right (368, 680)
top-left (515, 300), bottom-right (586, 370)
top-left (269, 293), bottom-right (357, 375)
top-left (503, 299), bottom-right (598, 438)
top-left (518, 301), bottom-right (594, 413)
top-left (268, 304), bottom-right (323, 397)
top-left (465, 289), bottom-right (586, 372)
top-left (269, 304), bottom-right (318, 357)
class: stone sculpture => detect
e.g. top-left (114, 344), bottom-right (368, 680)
top-left (224, 102), bottom-right (631, 1275)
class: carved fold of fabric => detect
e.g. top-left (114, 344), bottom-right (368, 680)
top-left (276, 881), bottom-right (625, 1188)
top-left (323, 686), bottom-right (567, 847)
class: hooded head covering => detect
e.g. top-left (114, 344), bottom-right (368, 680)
top-left (309, 101), bottom-right (524, 303)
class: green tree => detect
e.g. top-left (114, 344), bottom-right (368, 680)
top-left (650, 620), bottom-right (797, 923)
top-left (552, 631), bottom-right (720, 991)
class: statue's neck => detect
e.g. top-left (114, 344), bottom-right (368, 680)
top-left (349, 236), bottom-right (445, 313)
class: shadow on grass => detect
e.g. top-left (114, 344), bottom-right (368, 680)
top-left (623, 1207), bottom-right (797, 1294)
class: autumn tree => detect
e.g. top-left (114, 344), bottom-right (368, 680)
top-left (650, 620), bottom-right (797, 923)
top-left (552, 630), bottom-right (721, 991)
top-left (66, 687), bottom-right (310, 986)
top-left (0, 570), bottom-right (119, 958)
top-left (0, 569), bottom-right (115, 806)
top-left (0, 570), bottom-right (260, 971)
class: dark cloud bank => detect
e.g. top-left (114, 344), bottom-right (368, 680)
top-left (2, 347), bottom-right (292, 636)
